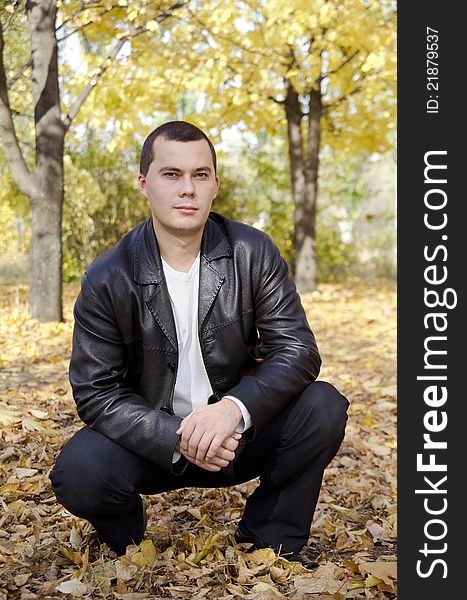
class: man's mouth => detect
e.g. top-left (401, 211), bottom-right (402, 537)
top-left (174, 205), bottom-right (198, 212)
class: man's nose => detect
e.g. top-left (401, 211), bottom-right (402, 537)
top-left (179, 175), bottom-right (195, 196)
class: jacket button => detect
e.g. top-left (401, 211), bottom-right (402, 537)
top-left (167, 362), bottom-right (175, 372)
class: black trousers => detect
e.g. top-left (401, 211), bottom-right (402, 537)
top-left (50, 381), bottom-right (348, 556)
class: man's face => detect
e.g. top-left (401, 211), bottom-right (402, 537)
top-left (138, 137), bottom-right (219, 239)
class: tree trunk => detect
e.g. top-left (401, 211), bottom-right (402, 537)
top-left (29, 183), bottom-right (63, 321)
top-left (297, 86), bottom-right (321, 293)
top-left (284, 81), bottom-right (320, 293)
top-left (26, 0), bottom-right (65, 321)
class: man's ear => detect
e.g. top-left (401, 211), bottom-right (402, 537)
top-left (213, 175), bottom-right (220, 198)
top-left (137, 174), bottom-right (147, 195)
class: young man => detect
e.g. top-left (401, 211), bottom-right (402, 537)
top-left (51, 121), bottom-right (349, 568)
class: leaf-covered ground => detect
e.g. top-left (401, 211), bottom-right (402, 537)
top-left (0, 281), bottom-right (396, 599)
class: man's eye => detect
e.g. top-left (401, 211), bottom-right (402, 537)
top-left (196, 172), bottom-right (208, 178)
top-left (164, 172), bottom-right (178, 177)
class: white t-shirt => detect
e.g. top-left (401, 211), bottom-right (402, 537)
top-left (162, 254), bottom-right (212, 417)
top-left (161, 254), bottom-right (252, 449)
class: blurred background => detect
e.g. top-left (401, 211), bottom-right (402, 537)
top-left (1, 0), bottom-right (396, 321)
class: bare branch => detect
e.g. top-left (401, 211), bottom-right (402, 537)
top-left (56, 2), bottom-right (124, 40)
top-left (1, 0), bottom-right (22, 33)
top-left (268, 94), bottom-right (285, 105)
top-left (56, 0), bottom-right (184, 40)
top-left (324, 49), bottom-right (360, 78)
top-left (0, 27), bottom-right (35, 198)
top-left (8, 58), bottom-right (32, 87)
top-left (62, 1), bottom-right (188, 130)
top-left (322, 84), bottom-right (362, 113)
top-left (62, 36), bottom-right (126, 130)
top-left (184, 6), bottom-right (286, 63)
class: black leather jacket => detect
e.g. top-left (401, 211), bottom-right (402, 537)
top-left (70, 212), bottom-right (321, 473)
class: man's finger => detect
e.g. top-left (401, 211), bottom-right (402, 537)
top-left (204, 433), bottom-right (225, 460)
top-left (179, 417), bottom-right (195, 444)
top-left (222, 436), bottom-right (240, 452)
top-left (197, 455), bottom-right (229, 469)
top-left (195, 431), bottom-right (215, 463)
top-left (206, 434), bottom-right (239, 460)
top-left (176, 417), bottom-right (188, 435)
top-left (197, 462), bottom-right (222, 472)
top-left (187, 425), bottom-right (207, 457)
top-left (213, 446), bottom-right (236, 462)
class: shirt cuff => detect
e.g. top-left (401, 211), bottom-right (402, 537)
top-left (223, 395), bottom-right (252, 433)
top-left (172, 449), bottom-right (182, 463)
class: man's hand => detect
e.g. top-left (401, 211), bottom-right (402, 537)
top-left (176, 398), bottom-right (243, 469)
top-left (176, 433), bottom-right (241, 471)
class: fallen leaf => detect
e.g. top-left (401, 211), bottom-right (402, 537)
top-left (358, 561), bottom-right (397, 590)
top-left (14, 573), bottom-right (31, 586)
top-left (14, 467), bottom-right (38, 478)
top-left (69, 526), bottom-right (83, 549)
top-left (55, 578), bottom-right (87, 596)
top-left (250, 581), bottom-right (286, 598)
top-left (294, 562), bottom-right (346, 595)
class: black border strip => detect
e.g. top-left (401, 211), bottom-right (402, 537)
top-left (398, 3), bottom-right (463, 597)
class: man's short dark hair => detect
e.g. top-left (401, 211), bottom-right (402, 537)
top-left (139, 120), bottom-right (217, 176)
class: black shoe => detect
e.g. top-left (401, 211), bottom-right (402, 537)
top-left (234, 521), bottom-right (267, 548)
top-left (279, 551), bottom-right (319, 570)
top-left (234, 522), bottom-right (319, 570)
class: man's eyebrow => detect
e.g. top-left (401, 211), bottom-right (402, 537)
top-left (158, 166), bottom-right (212, 172)
top-left (159, 166), bottom-right (182, 172)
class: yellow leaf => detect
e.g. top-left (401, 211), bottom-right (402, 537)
top-left (247, 547), bottom-right (277, 565)
top-left (29, 408), bottom-right (48, 419)
top-left (380, 384), bottom-right (397, 398)
top-left (251, 581), bottom-right (286, 597)
top-left (14, 573), bottom-right (31, 586)
top-left (70, 526), bottom-right (83, 549)
top-left (14, 468), bottom-right (38, 479)
top-left (0, 405), bottom-right (20, 425)
top-left (140, 539), bottom-right (157, 562)
top-left (21, 417), bottom-right (43, 432)
top-left (131, 552), bottom-right (148, 567)
top-left (192, 532), bottom-right (219, 564)
top-left (365, 574), bottom-right (383, 588)
top-left (131, 539), bottom-right (158, 566)
top-left (359, 561), bottom-right (396, 590)
top-left (146, 20), bottom-right (158, 32)
top-left (0, 482), bottom-right (20, 493)
top-left (186, 507), bottom-right (202, 520)
top-left (59, 546), bottom-right (83, 565)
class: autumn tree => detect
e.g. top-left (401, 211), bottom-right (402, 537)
top-left (0, 0), bottom-right (187, 321)
top-left (162, 0), bottom-right (396, 291)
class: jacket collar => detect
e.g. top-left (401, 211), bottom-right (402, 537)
top-left (133, 213), bottom-right (232, 285)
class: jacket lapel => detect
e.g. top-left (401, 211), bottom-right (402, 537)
top-left (145, 284), bottom-right (178, 349)
top-left (198, 215), bottom-right (233, 332)
top-left (198, 257), bottom-right (225, 331)
top-left (133, 218), bottom-right (177, 349)
top-left (133, 214), bottom-right (232, 342)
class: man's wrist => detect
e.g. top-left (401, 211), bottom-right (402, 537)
top-left (222, 395), bottom-right (252, 432)
top-left (220, 396), bottom-right (242, 424)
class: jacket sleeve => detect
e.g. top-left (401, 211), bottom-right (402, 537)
top-left (225, 235), bottom-right (321, 435)
top-left (69, 273), bottom-right (187, 474)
